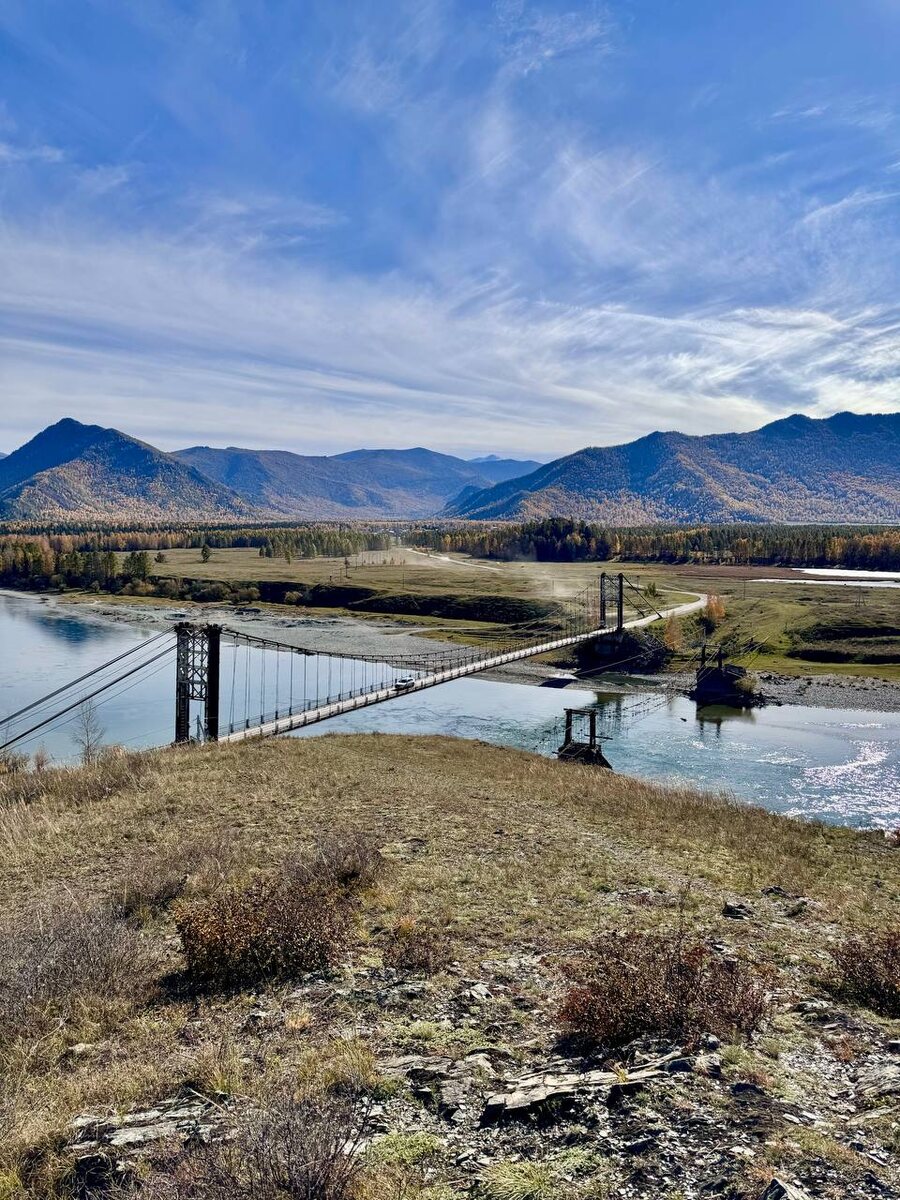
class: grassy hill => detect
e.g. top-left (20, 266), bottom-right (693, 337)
top-left (447, 412), bottom-right (900, 523)
top-left (2, 734), bottom-right (898, 1198)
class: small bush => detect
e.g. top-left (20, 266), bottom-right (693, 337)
top-left (366, 1131), bottom-right (444, 1167)
top-left (176, 874), bottom-right (354, 991)
top-left (129, 1086), bottom-right (368, 1200)
top-left (558, 929), bottom-right (773, 1051)
top-left (0, 904), bottom-right (158, 1044)
top-left (314, 829), bottom-right (385, 891)
top-left (0, 751), bottom-right (29, 776)
top-left (382, 915), bottom-right (451, 975)
top-left (175, 833), bottom-right (382, 991)
top-left (112, 835), bottom-right (234, 923)
top-left (296, 1036), bottom-right (383, 1099)
top-left (699, 593), bottom-right (727, 635)
top-left (830, 929), bottom-right (900, 1017)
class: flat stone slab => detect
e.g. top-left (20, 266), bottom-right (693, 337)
top-left (69, 1091), bottom-right (224, 1154)
top-left (480, 1050), bottom-right (681, 1124)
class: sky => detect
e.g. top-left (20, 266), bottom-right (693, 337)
top-left (1, 0), bottom-right (899, 460)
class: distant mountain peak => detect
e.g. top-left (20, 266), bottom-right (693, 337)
top-left (0, 418), bottom-right (251, 522)
top-left (175, 445), bottom-right (542, 519)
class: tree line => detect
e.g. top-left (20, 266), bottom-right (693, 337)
top-left (0, 523), bottom-right (392, 558)
top-left (407, 520), bottom-right (900, 570)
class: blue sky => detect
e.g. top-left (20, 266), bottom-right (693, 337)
top-left (1, 0), bottom-right (899, 459)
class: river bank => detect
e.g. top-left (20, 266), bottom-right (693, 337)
top-left (24, 590), bottom-right (900, 708)
top-left (4, 588), bottom-right (900, 827)
top-left (20, 591), bottom-right (568, 687)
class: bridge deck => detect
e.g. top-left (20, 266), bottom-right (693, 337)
top-left (219, 596), bottom-right (705, 744)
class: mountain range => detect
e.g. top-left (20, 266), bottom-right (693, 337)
top-left (0, 420), bottom-right (252, 523)
top-left (0, 420), bottom-right (538, 523)
top-left (174, 445), bottom-right (537, 519)
top-left (446, 412), bottom-right (900, 524)
top-left (0, 412), bottom-right (897, 525)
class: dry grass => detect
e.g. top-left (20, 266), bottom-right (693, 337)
top-left (175, 871), bottom-right (355, 992)
top-left (0, 734), bottom-right (898, 1197)
top-left (0, 735), bottom-right (893, 948)
top-left (0, 902), bottom-right (160, 1046)
top-left (121, 1086), bottom-right (369, 1200)
top-left (0, 749), bottom-right (152, 812)
top-left (111, 834), bottom-right (235, 923)
top-left (382, 914), bottom-right (453, 975)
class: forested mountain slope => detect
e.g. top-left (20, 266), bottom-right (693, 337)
top-left (0, 419), bottom-right (252, 522)
top-left (446, 413), bottom-right (900, 523)
top-left (176, 445), bottom-right (538, 519)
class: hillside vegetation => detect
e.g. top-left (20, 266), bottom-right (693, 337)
top-left (3, 413), bottom-right (899, 525)
top-left (447, 413), bottom-right (900, 524)
top-left (1, 735), bottom-right (898, 1199)
top-left (0, 421), bottom-right (251, 524)
top-left (174, 446), bottom-right (538, 520)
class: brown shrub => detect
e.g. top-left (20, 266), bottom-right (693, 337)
top-left (174, 832), bottom-right (383, 992)
top-left (176, 875), bottom-right (354, 991)
top-left (124, 1087), bottom-right (368, 1200)
top-left (830, 929), bottom-right (900, 1017)
top-left (382, 915), bottom-right (452, 975)
top-left (559, 929), bottom-right (773, 1051)
top-left (0, 903), bottom-right (159, 1044)
top-left (299, 830), bottom-right (385, 892)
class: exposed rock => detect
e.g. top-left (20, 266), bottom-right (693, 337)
top-left (625, 1134), bottom-right (656, 1154)
top-left (69, 1091), bottom-right (225, 1156)
top-left (665, 1056), bottom-right (695, 1074)
top-left (480, 1051), bottom-right (680, 1125)
top-left (695, 1053), bottom-right (723, 1078)
top-left (467, 982), bottom-right (492, 1002)
top-left (732, 1080), bottom-right (767, 1097)
top-left (857, 1062), bottom-right (900, 1099)
top-left (722, 900), bottom-right (754, 920)
top-left (756, 1179), bottom-right (814, 1200)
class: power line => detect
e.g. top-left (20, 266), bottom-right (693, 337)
top-left (0, 644), bottom-right (175, 755)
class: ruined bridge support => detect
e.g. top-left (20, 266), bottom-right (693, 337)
top-left (174, 623), bottom-right (221, 744)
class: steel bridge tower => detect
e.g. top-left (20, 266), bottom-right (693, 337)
top-left (598, 572), bottom-right (624, 631)
top-left (174, 623), bottom-right (221, 744)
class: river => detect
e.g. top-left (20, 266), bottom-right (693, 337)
top-left (1, 590), bottom-right (898, 830)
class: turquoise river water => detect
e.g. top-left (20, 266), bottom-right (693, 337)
top-left (1, 590), bottom-right (898, 830)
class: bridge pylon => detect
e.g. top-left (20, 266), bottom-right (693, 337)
top-left (598, 572), bottom-right (624, 631)
top-left (174, 624), bottom-right (221, 744)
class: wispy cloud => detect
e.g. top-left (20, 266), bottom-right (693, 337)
top-left (494, 0), bottom-right (612, 77)
top-left (0, 0), bottom-right (897, 457)
top-left (0, 139), bottom-right (64, 164)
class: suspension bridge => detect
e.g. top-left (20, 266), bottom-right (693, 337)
top-left (0, 572), bottom-right (706, 759)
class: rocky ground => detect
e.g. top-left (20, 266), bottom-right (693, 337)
top-left (2, 736), bottom-right (898, 1199)
top-left (57, 942), bottom-right (900, 1199)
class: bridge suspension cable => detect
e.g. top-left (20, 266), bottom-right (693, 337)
top-left (0, 639), bottom-right (175, 755)
top-left (0, 572), bottom-right (704, 759)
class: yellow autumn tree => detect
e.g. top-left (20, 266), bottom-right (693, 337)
top-left (663, 615), bottom-right (683, 650)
